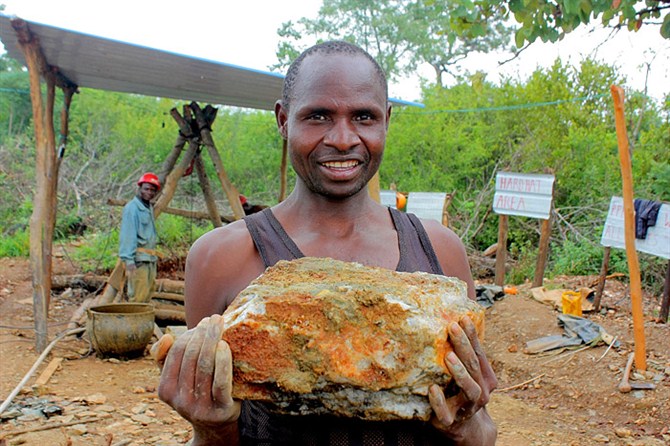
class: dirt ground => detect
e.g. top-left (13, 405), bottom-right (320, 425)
top-left (1, 254), bottom-right (668, 446)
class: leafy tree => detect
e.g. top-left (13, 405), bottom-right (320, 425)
top-left (273, 0), bottom-right (513, 85)
top-left (476, 0), bottom-right (670, 45)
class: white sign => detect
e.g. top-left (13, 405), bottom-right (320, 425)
top-left (379, 190), bottom-right (397, 209)
top-left (493, 172), bottom-right (555, 219)
top-left (406, 192), bottom-right (447, 223)
top-left (600, 196), bottom-right (670, 259)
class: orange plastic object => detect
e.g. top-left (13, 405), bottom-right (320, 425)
top-left (503, 286), bottom-right (518, 295)
top-left (561, 291), bottom-right (582, 316)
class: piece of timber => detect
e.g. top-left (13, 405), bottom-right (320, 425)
top-left (222, 257), bottom-right (485, 421)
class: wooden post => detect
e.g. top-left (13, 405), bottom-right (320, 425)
top-left (279, 139), bottom-right (288, 202)
top-left (659, 261), bottom-right (669, 323)
top-left (494, 214), bottom-right (508, 286)
top-left (593, 247), bottom-right (611, 312)
top-left (532, 216), bottom-right (553, 287)
top-left (12, 18), bottom-right (80, 352)
top-left (190, 102), bottom-right (245, 220)
top-left (194, 154), bottom-right (222, 228)
top-left (153, 140), bottom-right (200, 217)
top-left (368, 172), bottom-right (381, 203)
top-left (18, 23), bottom-right (56, 352)
top-left (611, 84), bottom-right (646, 371)
top-left (107, 198), bottom-right (233, 223)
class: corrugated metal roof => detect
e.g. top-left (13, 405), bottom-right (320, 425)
top-left (0, 14), bottom-right (423, 111)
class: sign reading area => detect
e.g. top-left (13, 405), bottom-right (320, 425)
top-left (600, 196), bottom-right (670, 259)
top-left (493, 172), bottom-right (555, 219)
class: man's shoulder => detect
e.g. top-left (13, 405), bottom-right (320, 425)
top-left (189, 220), bottom-right (252, 260)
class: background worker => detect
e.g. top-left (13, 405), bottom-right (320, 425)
top-left (119, 172), bottom-right (160, 303)
top-left (158, 42), bottom-right (497, 445)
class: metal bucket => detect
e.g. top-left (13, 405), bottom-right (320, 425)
top-left (87, 303), bottom-right (155, 358)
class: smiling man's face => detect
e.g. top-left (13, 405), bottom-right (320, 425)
top-left (276, 53), bottom-right (391, 200)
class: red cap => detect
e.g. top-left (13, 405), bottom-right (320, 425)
top-left (137, 172), bottom-right (161, 190)
top-left (239, 194), bottom-right (248, 205)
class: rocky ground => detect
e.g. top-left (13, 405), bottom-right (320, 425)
top-left (0, 254), bottom-right (668, 446)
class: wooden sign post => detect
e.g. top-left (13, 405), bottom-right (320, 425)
top-left (492, 172), bottom-right (555, 287)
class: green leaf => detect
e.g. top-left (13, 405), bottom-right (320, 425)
top-left (661, 13), bottom-right (670, 39)
top-left (563, 0), bottom-right (581, 16)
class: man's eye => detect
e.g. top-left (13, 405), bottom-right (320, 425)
top-left (355, 113), bottom-right (374, 121)
top-left (308, 114), bottom-right (327, 121)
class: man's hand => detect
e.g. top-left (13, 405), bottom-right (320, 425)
top-left (428, 316), bottom-right (498, 445)
top-left (126, 263), bottom-right (137, 275)
top-left (157, 314), bottom-right (241, 444)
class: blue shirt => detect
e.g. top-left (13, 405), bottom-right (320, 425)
top-left (119, 196), bottom-right (158, 266)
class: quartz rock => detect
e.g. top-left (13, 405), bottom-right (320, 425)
top-left (222, 257), bottom-right (485, 421)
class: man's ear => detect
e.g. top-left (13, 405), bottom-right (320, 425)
top-left (275, 100), bottom-right (288, 140)
top-left (386, 102), bottom-right (393, 130)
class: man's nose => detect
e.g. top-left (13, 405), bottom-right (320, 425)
top-left (323, 119), bottom-right (360, 151)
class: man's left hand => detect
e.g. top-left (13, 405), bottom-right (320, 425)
top-left (428, 316), bottom-right (498, 444)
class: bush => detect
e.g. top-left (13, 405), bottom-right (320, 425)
top-left (0, 227), bottom-right (29, 257)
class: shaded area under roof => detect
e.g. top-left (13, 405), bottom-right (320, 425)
top-left (0, 14), bottom-right (424, 111)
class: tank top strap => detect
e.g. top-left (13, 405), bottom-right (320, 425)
top-left (244, 208), bottom-right (304, 268)
top-left (389, 208), bottom-right (444, 275)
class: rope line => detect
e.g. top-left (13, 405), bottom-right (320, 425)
top-left (395, 93), bottom-right (610, 115)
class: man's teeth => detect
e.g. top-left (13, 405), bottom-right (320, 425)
top-left (322, 160), bottom-right (358, 169)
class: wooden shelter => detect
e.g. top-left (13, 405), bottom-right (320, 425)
top-left (0, 14), bottom-right (423, 351)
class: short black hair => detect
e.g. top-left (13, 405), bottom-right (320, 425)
top-left (282, 41), bottom-right (388, 109)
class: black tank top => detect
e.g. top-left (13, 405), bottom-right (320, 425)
top-left (240, 207), bottom-right (446, 446)
top-left (244, 207), bottom-right (443, 274)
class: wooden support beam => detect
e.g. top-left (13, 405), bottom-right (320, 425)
top-left (611, 84), bottom-right (646, 371)
top-left (194, 154), bottom-right (222, 228)
top-left (107, 199), bottom-right (233, 223)
top-left (153, 139), bottom-right (200, 218)
top-left (190, 102), bottom-right (245, 220)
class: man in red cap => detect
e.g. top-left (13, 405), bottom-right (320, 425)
top-left (119, 172), bottom-right (160, 302)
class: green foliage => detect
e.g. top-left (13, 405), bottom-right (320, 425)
top-left (502, 0), bottom-right (669, 44)
top-left (273, 0), bottom-right (513, 85)
top-left (156, 214), bottom-right (213, 256)
top-left (70, 230), bottom-right (119, 273)
top-left (0, 226), bottom-right (30, 257)
top-left (1, 49), bottom-right (667, 293)
top-left (549, 240), bottom-right (605, 276)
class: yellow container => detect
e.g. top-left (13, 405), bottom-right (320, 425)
top-left (561, 291), bottom-right (582, 316)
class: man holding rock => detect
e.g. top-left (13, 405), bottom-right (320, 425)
top-left (158, 41), bottom-right (497, 445)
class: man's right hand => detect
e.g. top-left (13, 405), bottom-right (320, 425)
top-left (157, 314), bottom-right (241, 444)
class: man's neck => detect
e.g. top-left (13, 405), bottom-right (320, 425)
top-left (137, 194), bottom-right (151, 208)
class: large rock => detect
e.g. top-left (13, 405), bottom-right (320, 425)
top-left (222, 257), bottom-right (485, 421)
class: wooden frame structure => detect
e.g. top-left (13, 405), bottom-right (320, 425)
top-left (5, 19), bottom-right (291, 351)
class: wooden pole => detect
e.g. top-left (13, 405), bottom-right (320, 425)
top-left (194, 154), bottom-right (223, 228)
top-left (494, 214), bottom-right (508, 287)
top-left (153, 139), bottom-right (200, 217)
top-left (611, 84), bottom-right (646, 371)
top-left (659, 261), bottom-right (669, 323)
top-left (190, 102), bottom-right (245, 220)
top-left (532, 216), bottom-right (553, 287)
top-left (593, 247), bottom-right (611, 312)
top-left (368, 172), bottom-right (381, 203)
top-left (12, 18), bottom-right (80, 352)
top-left (107, 198), bottom-right (233, 223)
top-left (19, 24), bottom-right (56, 353)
